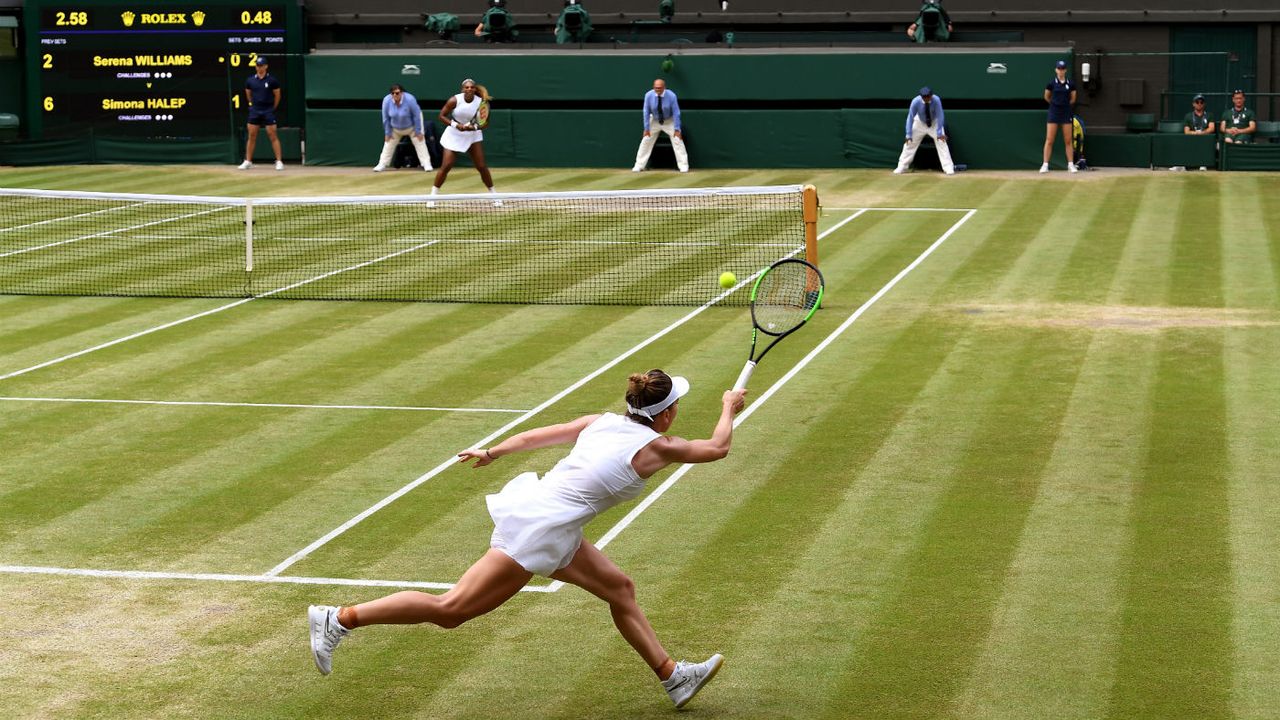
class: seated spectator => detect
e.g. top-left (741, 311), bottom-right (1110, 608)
top-left (907, 0), bottom-right (952, 43)
top-left (1183, 94), bottom-right (1215, 135)
top-left (1220, 90), bottom-right (1256, 144)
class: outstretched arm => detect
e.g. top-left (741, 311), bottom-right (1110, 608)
top-left (642, 390), bottom-right (747, 472)
top-left (458, 414), bottom-right (601, 467)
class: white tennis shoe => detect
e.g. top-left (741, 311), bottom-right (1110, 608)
top-left (662, 654), bottom-right (724, 708)
top-left (238, 161), bottom-right (252, 170)
top-left (308, 605), bottom-right (349, 676)
top-left (1039, 162), bottom-right (1050, 173)
top-left (373, 164), bottom-right (386, 172)
top-left (275, 160), bottom-right (285, 171)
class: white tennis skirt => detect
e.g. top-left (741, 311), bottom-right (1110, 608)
top-left (441, 125), bottom-right (482, 153)
top-left (486, 472), bottom-right (591, 576)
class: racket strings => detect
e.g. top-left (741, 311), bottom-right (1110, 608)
top-left (752, 264), bottom-right (821, 335)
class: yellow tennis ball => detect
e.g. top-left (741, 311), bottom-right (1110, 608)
top-left (719, 271), bottom-right (737, 289)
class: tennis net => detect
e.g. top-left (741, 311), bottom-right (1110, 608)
top-left (0, 185), bottom-right (815, 306)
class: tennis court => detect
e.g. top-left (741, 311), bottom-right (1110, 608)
top-left (2, 167), bottom-right (1278, 719)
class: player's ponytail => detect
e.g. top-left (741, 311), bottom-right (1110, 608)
top-left (625, 369), bottom-right (673, 423)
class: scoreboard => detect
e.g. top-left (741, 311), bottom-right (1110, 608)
top-left (24, 0), bottom-right (304, 139)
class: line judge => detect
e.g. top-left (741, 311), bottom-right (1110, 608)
top-left (632, 79), bottom-right (689, 173)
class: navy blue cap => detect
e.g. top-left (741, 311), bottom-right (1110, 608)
top-left (919, 86), bottom-right (932, 97)
top-left (1055, 60), bottom-right (1068, 69)
top-left (1193, 93), bottom-right (1205, 101)
top-left (255, 56), bottom-right (269, 65)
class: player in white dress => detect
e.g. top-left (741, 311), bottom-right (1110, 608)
top-left (308, 369), bottom-right (747, 708)
top-left (430, 78), bottom-right (499, 206)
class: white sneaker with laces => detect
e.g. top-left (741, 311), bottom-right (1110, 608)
top-left (1039, 163), bottom-right (1050, 173)
top-left (662, 654), bottom-right (724, 709)
top-left (1068, 163), bottom-right (1078, 173)
top-left (238, 161), bottom-right (252, 170)
top-left (373, 164), bottom-right (386, 172)
top-left (275, 160), bottom-right (284, 171)
top-left (308, 605), bottom-right (349, 676)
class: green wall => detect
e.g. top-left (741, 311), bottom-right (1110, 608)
top-left (305, 49), bottom-right (1066, 102)
top-left (307, 107), bottom-right (1051, 169)
top-left (303, 48), bottom-right (1068, 169)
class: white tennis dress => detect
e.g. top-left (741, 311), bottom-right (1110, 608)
top-left (486, 413), bottom-right (660, 575)
top-left (440, 92), bottom-right (483, 153)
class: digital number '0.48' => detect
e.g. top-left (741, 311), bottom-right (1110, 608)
top-left (241, 10), bottom-right (272, 24)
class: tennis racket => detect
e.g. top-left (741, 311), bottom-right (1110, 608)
top-left (733, 258), bottom-right (825, 391)
top-left (474, 99), bottom-right (490, 130)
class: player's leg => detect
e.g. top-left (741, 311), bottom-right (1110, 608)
top-left (665, 121), bottom-right (690, 172)
top-left (409, 129), bottom-right (433, 170)
top-left (344, 549), bottom-right (531, 629)
top-left (1042, 123), bottom-right (1058, 165)
top-left (469, 142), bottom-right (494, 188)
top-left (895, 118), bottom-right (924, 173)
top-left (550, 539), bottom-right (671, 677)
top-left (375, 128), bottom-right (400, 171)
top-left (243, 123), bottom-right (259, 166)
top-left (434, 148), bottom-right (457, 188)
top-left (265, 123), bottom-right (283, 164)
top-left (931, 126), bottom-right (956, 174)
top-left (633, 122), bottom-right (659, 171)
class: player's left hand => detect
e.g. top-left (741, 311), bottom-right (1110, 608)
top-left (457, 448), bottom-right (494, 467)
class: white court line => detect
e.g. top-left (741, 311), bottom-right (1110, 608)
top-left (0, 565), bottom-right (556, 593)
top-left (0, 396), bottom-right (529, 414)
top-left (0, 238), bottom-right (445, 382)
top-left (0, 202), bottom-right (149, 235)
top-left (544, 208), bottom-right (978, 591)
top-left (0, 205), bottom-right (233, 259)
top-left (827, 206), bottom-right (977, 212)
top-left (262, 211), bottom-right (867, 578)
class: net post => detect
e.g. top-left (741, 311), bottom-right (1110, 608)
top-left (802, 184), bottom-right (821, 307)
top-left (245, 200), bottom-right (254, 272)
top-left (802, 184), bottom-right (819, 267)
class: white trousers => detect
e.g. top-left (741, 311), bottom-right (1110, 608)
top-left (895, 116), bottom-right (955, 173)
top-left (377, 126), bottom-right (433, 169)
top-left (633, 118), bottom-right (689, 172)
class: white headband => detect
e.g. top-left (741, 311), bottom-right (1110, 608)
top-left (626, 375), bottom-right (690, 419)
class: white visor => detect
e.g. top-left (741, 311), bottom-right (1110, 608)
top-left (626, 375), bottom-right (690, 419)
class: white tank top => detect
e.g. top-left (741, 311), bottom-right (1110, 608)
top-left (541, 413), bottom-right (660, 513)
top-left (452, 93), bottom-right (480, 127)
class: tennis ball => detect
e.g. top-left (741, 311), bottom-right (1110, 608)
top-left (719, 271), bottom-right (737, 289)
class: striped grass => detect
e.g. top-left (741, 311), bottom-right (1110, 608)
top-left (2, 167), bottom-right (1279, 718)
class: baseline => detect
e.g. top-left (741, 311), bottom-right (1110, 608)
top-left (0, 564), bottom-right (557, 593)
top-left (0, 396), bottom-right (529, 413)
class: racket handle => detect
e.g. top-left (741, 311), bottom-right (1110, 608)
top-left (733, 361), bottom-right (756, 391)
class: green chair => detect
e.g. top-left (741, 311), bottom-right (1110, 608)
top-left (1156, 120), bottom-right (1184, 134)
top-left (1255, 120), bottom-right (1280, 143)
top-left (1126, 113), bottom-right (1157, 132)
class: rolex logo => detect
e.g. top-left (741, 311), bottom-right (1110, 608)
top-left (192, 11), bottom-right (205, 26)
top-left (121, 11), bottom-right (135, 27)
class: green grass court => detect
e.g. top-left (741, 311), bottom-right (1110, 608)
top-left (1, 165), bottom-right (1278, 718)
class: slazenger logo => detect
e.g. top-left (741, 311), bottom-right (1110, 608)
top-left (987, 63), bottom-right (1008, 74)
top-left (402, 64), bottom-right (421, 75)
